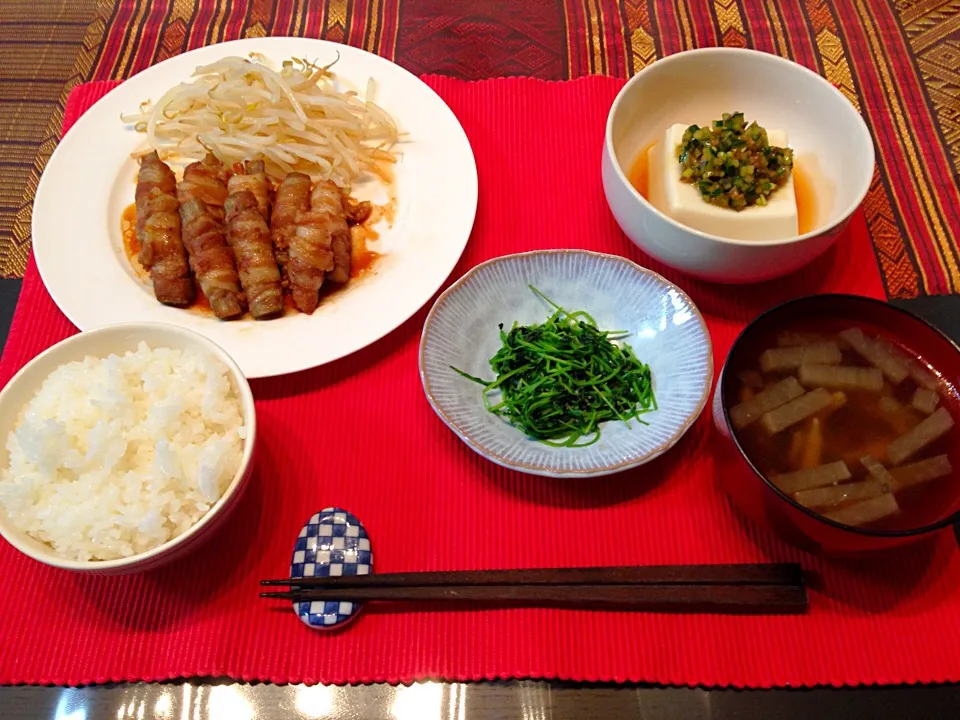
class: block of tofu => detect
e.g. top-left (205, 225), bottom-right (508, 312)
top-left (647, 124), bottom-right (799, 241)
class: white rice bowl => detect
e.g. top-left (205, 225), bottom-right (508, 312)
top-left (0, 341), bottom-right (246, 562)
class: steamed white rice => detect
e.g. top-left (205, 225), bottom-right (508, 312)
top-left (0, 342), bottom-right (246, 562)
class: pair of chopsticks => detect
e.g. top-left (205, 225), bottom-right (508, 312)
top-left (261, 564), bottom-right (807, 614)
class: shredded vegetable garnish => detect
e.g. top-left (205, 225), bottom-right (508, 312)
top-left (452, 287), bottom-right (657, 448)
top-left (121, 54), bottom-right (400, 187)
top-left (678, 111), bottom-right (793, 211)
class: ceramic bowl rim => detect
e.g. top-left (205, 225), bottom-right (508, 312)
top-left (0, 322), bottom-right (257, 571)
top-left (721, 293), bottom-right (960, 538)
top-left (419, 249), bottom-right (714, 477)
top-left (604, 47), bottom-right (876, 248)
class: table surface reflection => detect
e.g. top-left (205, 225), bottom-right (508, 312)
top-left (6, 680), bottom-right (960, 720)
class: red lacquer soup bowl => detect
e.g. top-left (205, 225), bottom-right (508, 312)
top-left (712, 294), bottom-right (960, 556)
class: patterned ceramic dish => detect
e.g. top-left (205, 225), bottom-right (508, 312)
top-left (419, 250), bottom-right (713, 478)
top-left (291, 507), bottom-right (373, 630)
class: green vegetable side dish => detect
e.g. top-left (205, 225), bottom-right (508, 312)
top-left (451, 287), bottom-right (657, 448)
top-left (678, 111), bottom-right (794, 211)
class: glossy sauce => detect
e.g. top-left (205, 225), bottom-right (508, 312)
top-left (121, 202), bottom-right (381, 317)
top-left (627, 142), bottom-right (817, 235)
top-left (350, 225), bottom-right (380, 276)
top-left (730, 320), bottom-right (960, 531)
top-left (792, 163), bottom-right (816, 237)
top-left (627, 143), bottom-right (652, 201)
top-left (121, 204), bottom-right (146, 279)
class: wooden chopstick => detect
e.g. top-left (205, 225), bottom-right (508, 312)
top-left (261, 563), bottom-right (803, 589)
top-left (260, 564), bottom-right (807, 614)
top-left (261, 583), bottom-right (807, 614)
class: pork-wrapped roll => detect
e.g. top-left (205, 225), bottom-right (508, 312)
top-left (179, 197), bottom-right (245, 320)
top-left (270, 172), bottom-right (311, 280)
top-left (227, 159), bottom-right (271, 220)
top-left (225, 190), bottom-right (283, 320)
top-left (313, 181), bottom-right (352, 284)
top-left (288, 182), bottom-right (348, 314)
top-left (287, 180), bottom-right (352, 314)
top-left (135, 152), bottom-right (194, 306)
top-left (177, 153), bottom-right (228, 224)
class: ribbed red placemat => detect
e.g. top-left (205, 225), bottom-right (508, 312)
top-left (2, 77), bottom-right (959, 688)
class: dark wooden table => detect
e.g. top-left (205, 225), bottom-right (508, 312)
top-left (6, 678), bottom-right (960, 719)
top-left (1, 279), bottom-right (959, 718)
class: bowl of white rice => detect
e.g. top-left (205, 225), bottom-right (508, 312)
top-left (0, 323), bottom-right (255, 574)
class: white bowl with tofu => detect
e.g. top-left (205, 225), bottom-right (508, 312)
top-left (601, 48), bottom-right (875, 284)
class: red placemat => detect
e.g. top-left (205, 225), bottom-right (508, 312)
top-left (2, 77), bottom-right (959, 689)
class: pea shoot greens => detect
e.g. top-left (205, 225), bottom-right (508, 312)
top-left (452, 287), bottom-right (656, 448)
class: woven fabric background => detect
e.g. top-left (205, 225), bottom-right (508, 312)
top-left (0, 0), bottom-right (101, 277)
top-left (1, 0), bottom-right (959, 297)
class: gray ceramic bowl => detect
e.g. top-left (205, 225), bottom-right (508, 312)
top-left (419, 250), bottom-right (713, 477)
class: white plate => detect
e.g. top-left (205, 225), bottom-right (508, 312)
top-left (33, 38), bottom-right (478, 378)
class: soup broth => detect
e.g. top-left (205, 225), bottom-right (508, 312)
top-left (728, 319), bottom-right (959, 532)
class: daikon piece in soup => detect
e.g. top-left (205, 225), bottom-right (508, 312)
top-left (728, 321), bottom-right (959, 531)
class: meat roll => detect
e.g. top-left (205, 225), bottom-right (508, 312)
top-left (225, 190), bottom-right (283, 320)
top-left (288, 180), bottom-right (353, 314)
top-left (270, 172), bottom-right (311, 280)
top-left (135, 152), bottom-right (194, 306)
top-left (177, 153), bottom-right (228, 224)
top-left (312, 181), bottom-right (352, 284)
top-left (286, 180), bottom-right (353, 314)
top-left (227, 159), bottom-right (271, 221)
top-left (179, 197), bottom-right (245, 320)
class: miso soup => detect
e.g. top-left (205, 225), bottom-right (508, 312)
top-left (728, 319), bottom-right (959, 531)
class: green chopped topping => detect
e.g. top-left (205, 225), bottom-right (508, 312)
top-left (677, 112), bottom-right (794, 211)
top-left (451, 286), bottom-right (657, 448)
